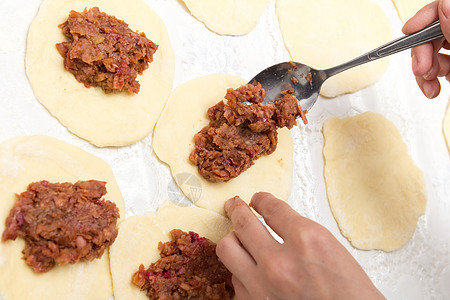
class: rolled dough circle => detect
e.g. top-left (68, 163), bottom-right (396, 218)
top-left (323, 112), bottom-right (426, 252)
top-left (152, 74), bottom-right (294, 215)
top-left (276, 0), bottom-right (392, 98)
top-left (392, 0), bottom-right (434, 23)
top-left (26, 0), bottom-right (175, 147)
top-left (444, 101), bottom-right (450, 152)
top-left (109, 202), bottom-right (232, 300)
top-left (0, 135), bottom-right (125, 299)
top-left (180, 0), bottom-right (270, 35)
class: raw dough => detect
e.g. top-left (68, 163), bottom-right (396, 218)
top-left (392, 0), bottom-right (434, 23)
top-left (110, 201), bottom-right (232, 300)
top-left (26, 0), bottom-right (174, 147)
top-left (445, 101), bottom-right (450, 152)
top-left (0, 135), bottom-right (125, 299)
top-left (323, 112), bottom-right (426, 252)
top-left (276, 0), bottom-right (392, 98)
top-left (152, 74), bottom-right (294, 215)
top-left (180, 0), bottom-right (270, 35)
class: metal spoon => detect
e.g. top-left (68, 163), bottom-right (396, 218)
top-left (249, 20), bottom-right (444, 111)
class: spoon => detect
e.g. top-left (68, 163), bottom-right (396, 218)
top-left (249, 20), bottom-right (444, 111)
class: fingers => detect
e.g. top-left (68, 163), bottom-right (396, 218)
top-left (250, 192), bottom-right (309, 240)
top-left (216, 232), bottom-right (256, 280)
top-left (439, 0), bottom-right (450, 42)
top-left (224, 196), bottom-right (277, 260)
top-left (231, 276), bottom-right (252, 300)
top-left (416, 76), bottom-right (441, 98)
top-left (410, 39), bottom-right (444, 98)
top-left (438, 52), bottom-right (450, 79)
top-left (411, 43), bottom-right (434, 77)
top-left (403, 1), bottom-right (439, 34)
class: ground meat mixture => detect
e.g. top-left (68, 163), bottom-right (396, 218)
top-left (189, 83), bottom-right (307, 182)
top-left (132, 229), bottom-right (234, 300)
top-left (1, 180), bottom-right (119, 273)
top-left (56, 7), bottom-right (158, 94)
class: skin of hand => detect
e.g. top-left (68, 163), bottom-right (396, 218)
top-left (216, 192), bottom-right (385, 300)
top-left (403, 0), bottom-right (450, 98)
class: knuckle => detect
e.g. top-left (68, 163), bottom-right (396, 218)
top-left (260, 199), bottom-right (285, 219)
top-left (234, 213), bottom-right (253, 232)
top-left (290, 221), bottom-right (329, 247)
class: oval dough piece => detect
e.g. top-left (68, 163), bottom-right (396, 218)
top-left (110, 202), bottom-right (232, 300)
top-left (26, 0), bottom-right (175, 147)
top-left (392, 0), bottom-right (433, 23)
top-left (323, 112), bottom-right (426, 252)
top-left (444, 101), bottom-right (450, 152)
top-left (153, 74), bottom-right (294, 215)
top-left (180, 0), bottom-right (270, 35)
top-left (0, 135), bottom-right (125, 300)
top-left (276, 0), bottom-right (392, 98)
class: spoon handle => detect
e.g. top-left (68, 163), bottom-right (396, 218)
top-left (324, 20), bottom-right (444, 78)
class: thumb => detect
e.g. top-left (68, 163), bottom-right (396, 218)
top-left (439, 0), bottom-right (450, 41)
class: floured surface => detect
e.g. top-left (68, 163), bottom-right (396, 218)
top-left (2, 0), bottom-right (450, 298)
top-left (323, 112), bottom-right (427, 251)
top-left (0, 135), bottom-right (125, 300)
top-left (392, 0), bottom-right (434, 23)
top-left (26, 0), bottom-right (174, 147)
top-left (153, 74), bottom-right (294, 215)
top-left (276, 0), bottom-right (392, 98)
top-left (180, 0), bottom-right (270, 35)
top-left (110, 202), bottom-right (232, 300)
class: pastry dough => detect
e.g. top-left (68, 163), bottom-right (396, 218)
top-left (0, 135), bottom-right (125, 299)
top-left (110, 202), bottom-right (232, 300)
top-left (180, 0), bottom-right (270, 35)
top-left (276, 0), bottom-right (392, 98)
top-left (444, 101), bottom-right (450, 152)
top-left (392, 0), bottom-right (434, 23)
top-left (323, 112), bottom-right (426, 252)
top-left (153, 74), bottom-right (293, 215)
top-left (26, 0), bottom-right (174, 147)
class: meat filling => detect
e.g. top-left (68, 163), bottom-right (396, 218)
top-left (1, 180), bottom-right (119, 273)
top-left (56, 7), bottom-right (158, 94)
top-left (132, 229), bottom-right (234, 300)
top-left (189, 83), bottom-right (307, 182)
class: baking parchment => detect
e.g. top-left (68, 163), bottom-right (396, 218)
top-left (0, 0), bottom-right (450, 299)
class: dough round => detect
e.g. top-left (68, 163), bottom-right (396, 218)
top-left (153, 74), bottom-right (294, 215)
top-left (180, 0), bottom-right (270, 35)
top-left (392, 0), bottom-right (433, 23)
top-left (26, 0), bottom-right (174, 147)
top-left (444, 101), bottom-right (450, 152)
top-left (323, 112), bottom-right (426, 252)
top-left (276, 0), bottom-right (392, 98)
top-left (0, 135), bottom-right (125, 299)
top-left (110, 202), bottom-right (232, 300)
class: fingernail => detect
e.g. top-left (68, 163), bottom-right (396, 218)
top-left (423, 81), bottom-right (435, 98)
top-left (412, 55), bottom-right (418, 74)
top-left (424, 67), bottom-right (434, 80)
top-left (440, 0), bottom-right (450, 19)
top-left (224, 196), bottom-right (237, 213)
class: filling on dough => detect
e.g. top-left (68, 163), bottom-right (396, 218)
top-left (190, 83), bottom-right (307, 182)
top-left (2, 180), bottom-right (120, 273)
top-left (132, 229), bottom-right (234, 299)
top-left (56, 7), bottom-right (158, 94)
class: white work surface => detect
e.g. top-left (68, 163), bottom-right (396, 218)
top-left (0, 0), bottom-right (450, 299)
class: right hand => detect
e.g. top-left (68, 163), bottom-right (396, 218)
top-left (403, 0), bottom-right (450, 98)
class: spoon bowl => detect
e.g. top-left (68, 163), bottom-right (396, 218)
top-left (249, 20), bottom-right (444, 112)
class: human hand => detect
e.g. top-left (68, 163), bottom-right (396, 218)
top-left (216, 193), bottom-right (385, 300)
top-left (403, 0), bottom-right (450, 98)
